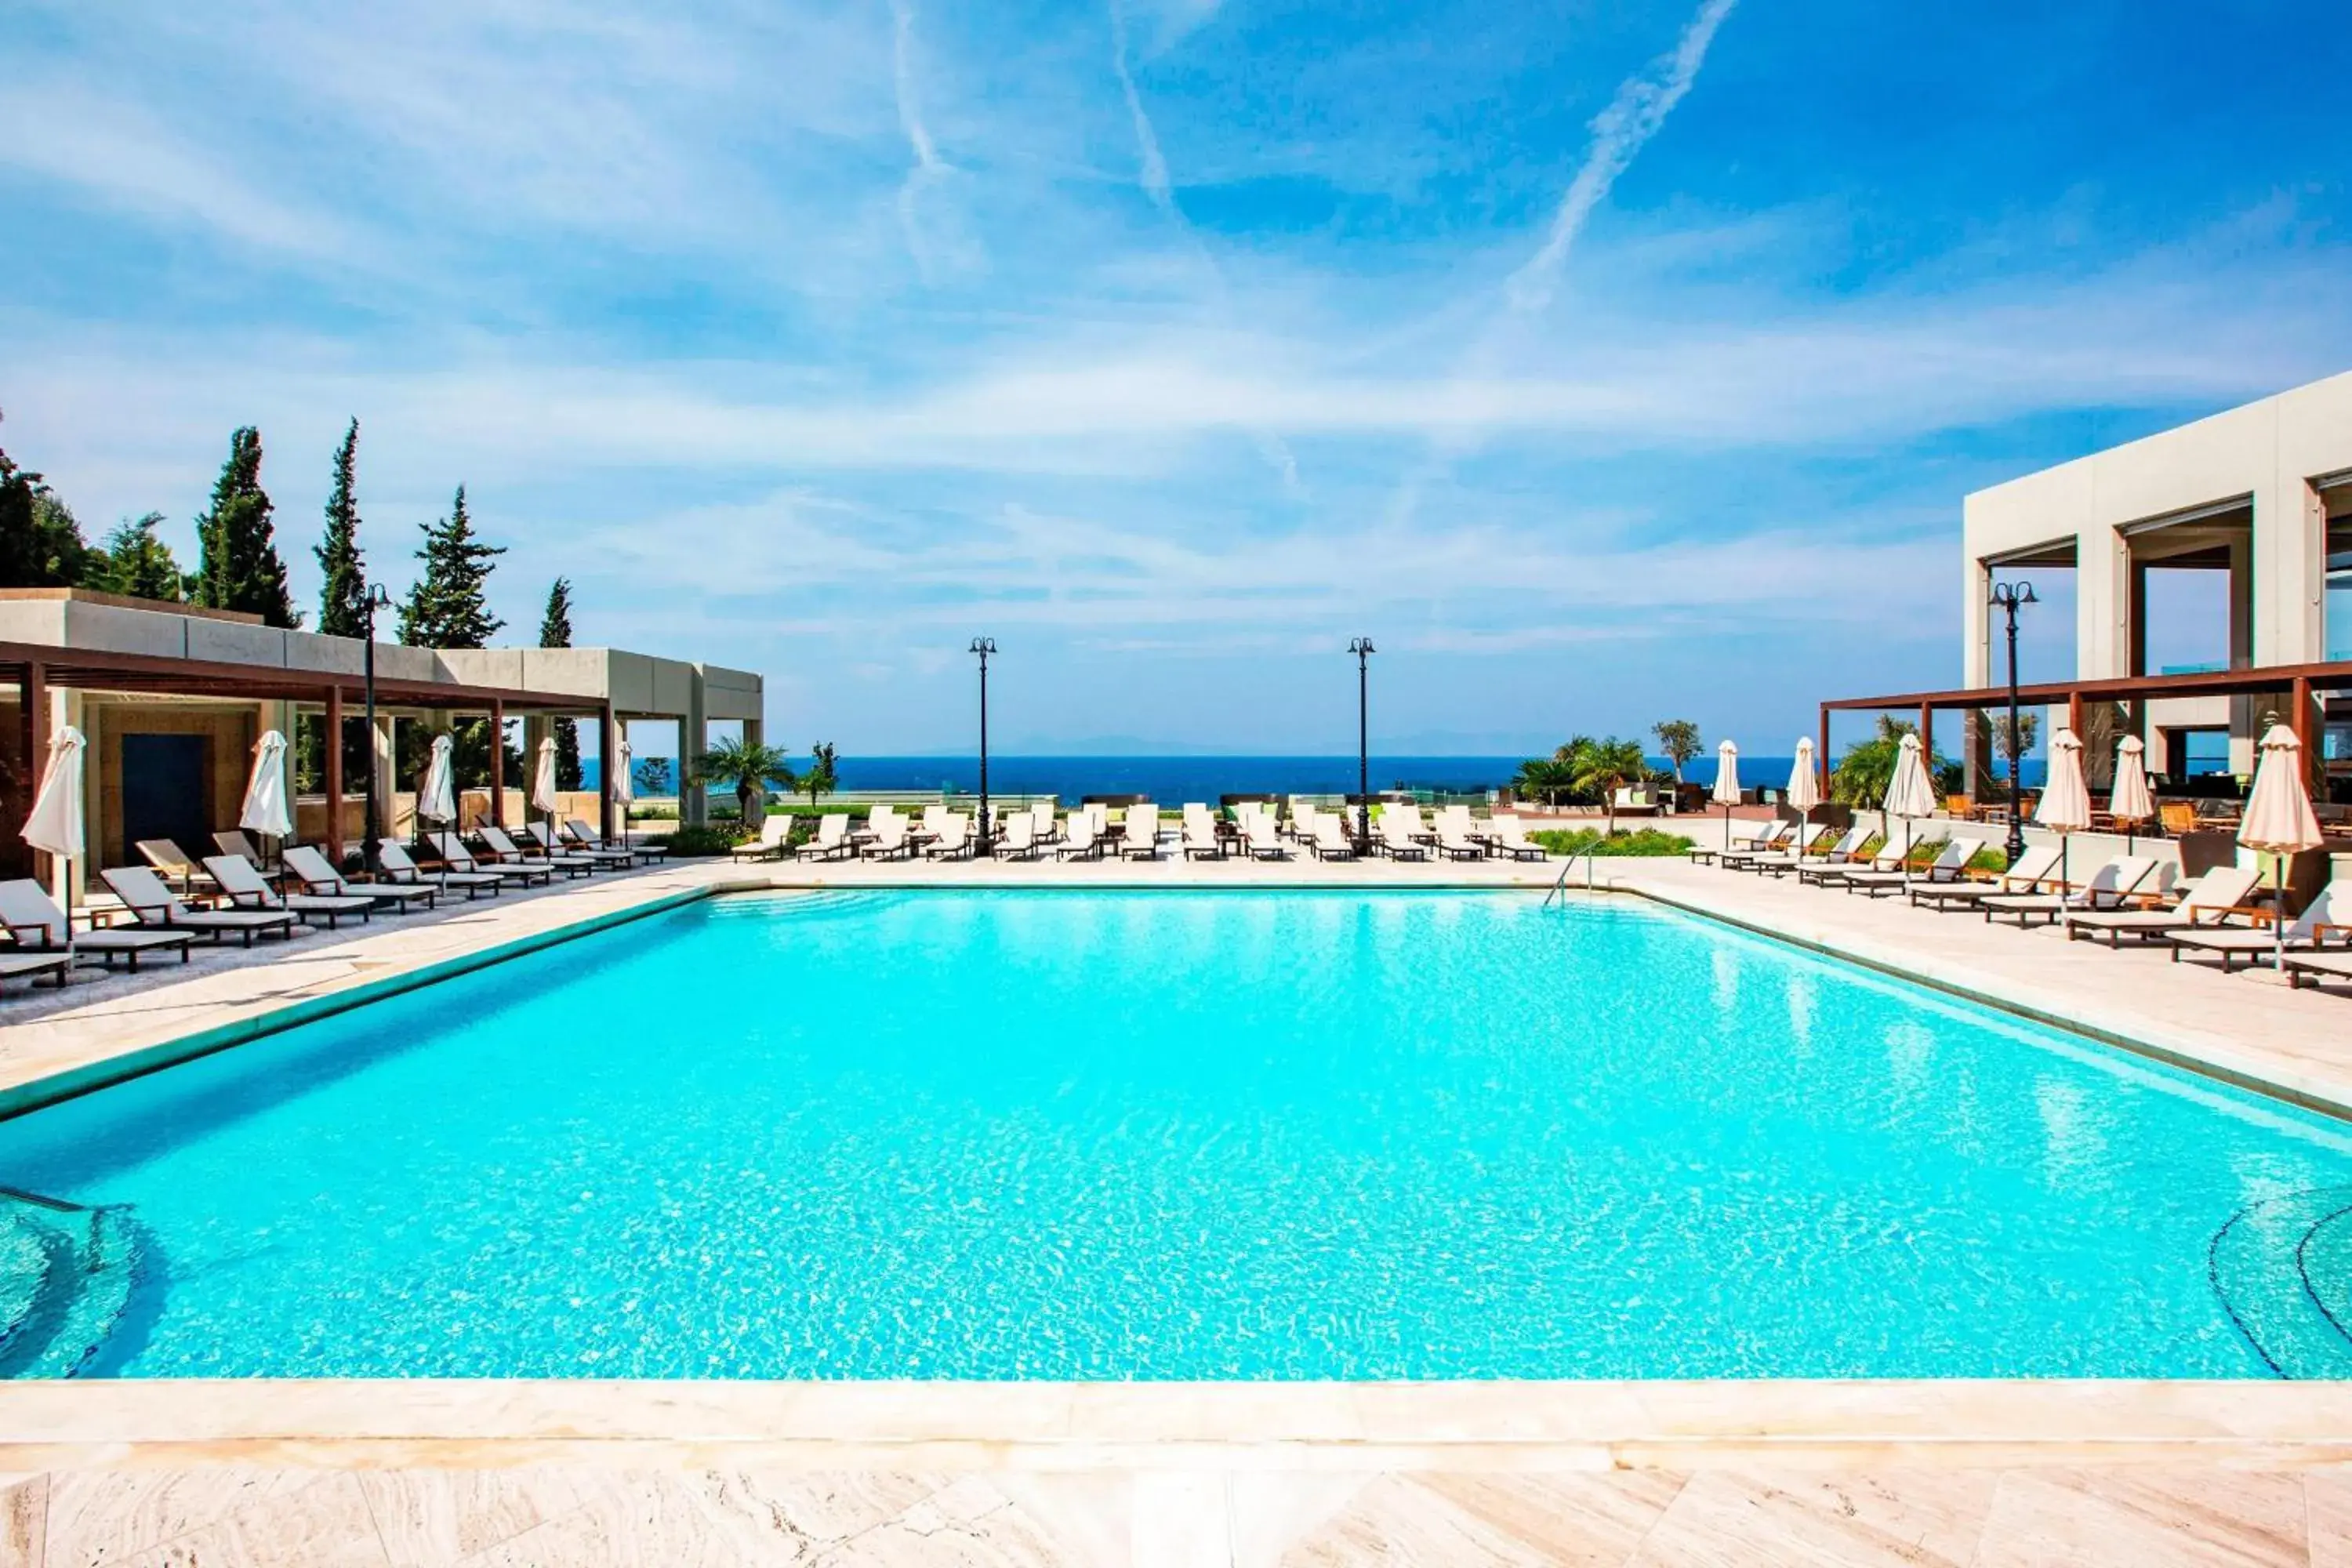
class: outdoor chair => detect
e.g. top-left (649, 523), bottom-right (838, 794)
top-left (1490, 818), bottom-right (1548, 861)
top-left (2064, 865), bottom-right (2258, 949)
top-left (993, 813), bottom-right (1040, 860)
top-left (730, 817), bottom-right (793, 863)
top-left (281, 845), bottom-right (439, 913)
top-left (564, 817), bottom-right (668, 866)
top-left (1904, 843), bottom-right (2056, 909)
top-left (427, 833), bottom-right (552, 887)
top-left (100, 866), bottom-right (299, 946)
top-left (2172, 885), bottom-right (2350, 973)
top-left (477, 825), bottom-right (594, 878)
top-left (1181, 806), bottom-right (1222, 860)
top-left (204, 854), bottom-right (376, 929)
top-left (925, 814), bottom-right (975, 859)
top-left (1980, 855), bottom-right (2157, 928)
top-left (0, 878), bottom-right (192, 971)
top-left (1377, 813), bottom-right (1428, 861)
top-left (525, 821), bottom-right (634, 869)
top-left (136, 838), bottom-right (216, 895)
top-left (1119, 805), bottom-right (1163, 860)
top-left (1243, 815), bottom-right (1289, 861)
top-left (379, 840), bottom-right (503, 898)
top-left (798, 813), bottom-right (856, 861)
top-left (1310, 817), bottom-right (1359, 860)
top-left (213, 829), bottom-right (267, 863)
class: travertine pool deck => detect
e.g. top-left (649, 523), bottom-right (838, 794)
top-left (6, 847), bottom-right (2352, 1564)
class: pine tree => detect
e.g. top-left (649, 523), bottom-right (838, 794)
top-left (539, 577), bottom-right (583, 789)
top-left (315, 419), bottom-right (368, 637)
top-left (397, 485), bottom-right (504, 648)
top-left (85, 514), bottom-right (188, 601)
top-left (194, 426), bottom-right (300, 626)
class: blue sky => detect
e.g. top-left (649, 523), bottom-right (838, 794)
top-left (5, 0), bottom-right (2350, 757)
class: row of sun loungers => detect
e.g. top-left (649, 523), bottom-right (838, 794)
top-left (0, 818), bottom-right (670, 997)
top-left (1693, 815), bottom-right (2350, 986)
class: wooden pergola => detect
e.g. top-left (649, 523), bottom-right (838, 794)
top-left (1817, 659), bottom-right (2352, 789)
top-left (2, 641), bottom-right (621, 871)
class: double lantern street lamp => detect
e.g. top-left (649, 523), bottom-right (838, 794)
top-left (1349, 637), bottom-right (1375, 857)
top-left (361, 583), bottom-right (392, 874)
top-left (971, 637), bottom-right (996, 856)
top-left (1990, 579), bottom-right (2038, 866)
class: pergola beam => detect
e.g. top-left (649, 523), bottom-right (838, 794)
top-left (0, 641), bottom-right (598, 714)
top-left (1821, 657), bottom-right (2352, 713)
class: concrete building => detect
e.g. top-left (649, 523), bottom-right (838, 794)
top-left (1960, 369), bottom-right (2352, 782)
top-left (1, 589), bottom-right (763, 896)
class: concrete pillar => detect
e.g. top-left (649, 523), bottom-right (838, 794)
top-left (57, 688), bottom-right (86, 909)
top-left (681, 675), bottom-right (709, 827)
top-left (373, 714), bottom-right (397, 837)
top-left (1962, 557), bottom-right (1994, 795)
top-left (2078, 522), bottom-right (2129, 684)
top-left (325, 685), bottom-right (345, 867)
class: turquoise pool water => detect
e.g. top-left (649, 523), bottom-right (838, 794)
top-left (2, 889), bottom-right (2349, 1381)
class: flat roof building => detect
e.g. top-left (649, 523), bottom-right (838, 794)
top-left (2, 589), bottom-right (762, 894)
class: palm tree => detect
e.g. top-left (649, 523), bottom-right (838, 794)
top-left (1567, 736), bottom-right (1649, 837)
top-left (1513, 735), bottom-right (1592, 807)
top-left (695, 736), bottom-right (797, 826)
top-left (1652, 719), bottom-right (1701, 783)
top-left (802, 742), bottom-right (838, 807)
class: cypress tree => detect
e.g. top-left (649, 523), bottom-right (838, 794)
top-left (194, 426), bottom-right (300, 626)
top-left (397, 485), bottom-right (504, 649)
top-left (315, 419), bottom-right (368, 637)
top-left (539, 577), bottom-right (583, 790)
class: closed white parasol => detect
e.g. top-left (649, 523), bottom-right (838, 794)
top-left (532, 735), bottom-right (560, 829)
top-left (21, 726), bottom-right (86, 918)
top-left (419, 733), bottom-right (458, 833)
top-left (2240, 723), bottom-right (2325, 971)
top-left (1882, 731), bottom-right (1936, 877)
top-left (2034, 727), bottom-right (2092, 898)
top-left (2108, 735), bottom-right (2155, 852)
top-left (1711, 739), bottom-right (1740, 851)
top-left (610, 733), bottom-right (633, 844)
top-left (239, 729), bottom-right (293, 860)
top-left (1787, 738), bottom-right (1819, 853)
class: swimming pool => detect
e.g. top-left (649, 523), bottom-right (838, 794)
top-left (1, 888), bottom-right (2347, 1381)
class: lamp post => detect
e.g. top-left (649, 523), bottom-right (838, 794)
top-left (1349, 637), bottom-right (1375, 855)
top-left (1991, 579), bottom-right (2038, 866)
top-left (970, 637), bottom-right (996, 857)
top-left (361, 583), bottom-right (391, 873)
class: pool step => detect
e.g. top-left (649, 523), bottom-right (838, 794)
top-left (0, 1194), bottom-right (145, 1380)
top-left (2208, 1185), bottom-right (2352, 1379)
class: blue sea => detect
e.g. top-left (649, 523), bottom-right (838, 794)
top-left (585, 753), bottom-right (2045, 799)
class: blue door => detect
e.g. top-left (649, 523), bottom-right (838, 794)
top-left (119, 734), bottom-right (211, 862)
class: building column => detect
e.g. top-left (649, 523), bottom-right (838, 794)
top-left (683, 674), bottom-right (709, 827)
top-left (2079, 523), bottom-right (2130, 684)
top-left (325, 685), bottom-right (345, 866)
top-left (1962, 558), bottom-right (1993, 797)
top-left (373, 714), bottom-right (397, 838)
top-left (489, 699), bottom-right (506, 827)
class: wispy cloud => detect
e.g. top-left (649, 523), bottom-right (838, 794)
top-left (887, 0), bottom-right (956, 281)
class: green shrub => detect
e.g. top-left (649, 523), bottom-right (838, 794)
top-left (653, 825), bottom-right (744, 856)
top-left (1528, 826), bottom-right (1694, 858)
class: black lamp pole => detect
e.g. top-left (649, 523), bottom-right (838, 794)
top-left (1350, 637), bottom-right (1375, 855)
top-left (970, 637), bottom-right (995, 856)
top-left (361, 583), bottom-right (391, 873)
top-left (1991, 579), bottom-right (2037, 866)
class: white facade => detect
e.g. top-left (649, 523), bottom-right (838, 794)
top-left (1962, 370), bottom-right (2352, 773)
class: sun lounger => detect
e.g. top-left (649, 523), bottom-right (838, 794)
top-left (1377, 813), bottom-right (1428, 860)
top-left (1435, 819), bottom-right (1486, 861)
top-left (1118, 806), bottom-right (1163, 860)
top-left (100, 866), bottom-right (299, 946)
top-left (1311, 816), bottom-right (1358, 860)
top-left (525, 821), bottom-right (634, 869)
top-left (213, 829), bottom-right (267, 863)
top-left (564, 818), bottom-right (667, 866)
top-left (136, 838), bottom-right (216, 895)
top-left (1835, 836), bottom-right (1981, 899)
top-left (1243, 815), bottom-right (1289, 861)
top-left (478, 825), bottom-right (594, 878)
top-left (1489, 818), bottom-right (1548, 861)
top-left (730, 817), bottom-right (793, 863)
top-left (926, 814), bottom-right (975, 859)
top-left (869, 812), bottom-right (917, 860)
top-left (1716, 822), bottom-right (1798, 869)
top-left (281, 845), bottom-right (439, 913)
top-left (205, 854), bottom-right (376, 928)
top-left (1980, 855), bottom-right (2157, 927)
top-left (1904, 844), bottom-right (2057, 909)
top-left (1757, 824), bottom-right (1867, 880)
top-left (0, 949), bottom-right (70, 993)
top-left (1181, 805), bottom-right (1222, 861)
top-left (797, 813), bottom-right (856, 861)
top-left (0, 878), bottom-right (192, 971)
top-left (426, 833), bottom-right (552, 887)
top-left (1055, 816), bottom-right (1103, 861)
top-left (990, 812), bottom-right (1037, 859)
top-left (1688, 819), bottom-right (1776, 866)
top-left (378, 840), bottom-right (503, 898)
top-left (2064, 865), bottom-right (2259, 948)
top-left (1730, 823), bottom-right (1834, 876)
top-left (1797, 831), bottom-right (1915, 887)
top-left (2172, 885), bottom-right (2350, 973)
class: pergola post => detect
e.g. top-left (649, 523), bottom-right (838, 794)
top-left (1817, 707), bottom-right (1831, 793)
top-left (2067, 690), bottom-right (2084, 742)
top-left (324, 684), bottom-right (345, 867)
top-left (601, 702), bottom-right (617, 843)
top-left (2293, 675), bottom-right (2318, 794)
top-left (1918, 703), bottom-right (1934, 766)
top-left (11, 662), bottom-right (45, 881)
top-left (489, 698), bottom-right (506, 827)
